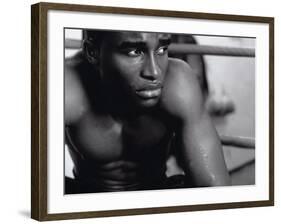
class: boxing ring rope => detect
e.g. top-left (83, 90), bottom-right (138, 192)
top-left (169, 43), bottom-right (255, 57)
top-left (65, 39), bottom-right (255, 57)
top-left (228, 157), bottom-right (255, 174)
top-left (65, 38), bottom-right (256, 173)
top-left (65, 39), bottom-right (82, 49)
top-left (220, 135), bottom-right (255, 149)
top-left (219, 135), bottom-right (255, 173)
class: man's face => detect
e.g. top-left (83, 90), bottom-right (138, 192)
top-left (98, 32), bottom-right (171, 108)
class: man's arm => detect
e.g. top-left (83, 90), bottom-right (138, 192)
top-left (65, 60), bottom-right (89, 125)
top-left (162, 59), bottom-right (231, 187)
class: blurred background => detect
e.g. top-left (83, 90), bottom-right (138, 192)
top-left (64, 29), bottom-right (255, 186)
top-left (195, 35), bottom-right (255, 185)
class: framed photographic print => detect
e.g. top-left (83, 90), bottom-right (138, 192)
top-left (31, 2), bottom-right (274, 221)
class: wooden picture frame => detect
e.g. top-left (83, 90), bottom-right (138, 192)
top-left (31, 2), bottom-right (274, 221)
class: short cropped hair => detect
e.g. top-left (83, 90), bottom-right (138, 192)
top-left (82, 29), bottom-right (107, 46)
top-left (82, 30), bottom-right (109, 64)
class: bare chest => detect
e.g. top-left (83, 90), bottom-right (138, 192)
top-left (68, 112), bottom-right (171, 162)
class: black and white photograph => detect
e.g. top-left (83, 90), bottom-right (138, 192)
top-left (64, 28), bottom-right (256, 194)
top-left (30, 3), bottom-right (273, 220)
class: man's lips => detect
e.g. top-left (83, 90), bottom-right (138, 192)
top-left (135, 87), bottom-right (162, 99)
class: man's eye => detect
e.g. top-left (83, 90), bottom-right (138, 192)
top-left (127, 49), bottom-right (143, 57)
top-left (156, 46), bottom-right (168, 56)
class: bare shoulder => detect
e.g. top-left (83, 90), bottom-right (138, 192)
top-left (160, 58), bottom-right (204, 120)
top-left (65, 54), bottom-right (89, 125)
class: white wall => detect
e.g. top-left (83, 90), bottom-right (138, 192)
top-left (0, 0), bottom-right (279, 223)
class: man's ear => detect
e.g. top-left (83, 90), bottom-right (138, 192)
top-left (83, 40), bottom-right (99, 65)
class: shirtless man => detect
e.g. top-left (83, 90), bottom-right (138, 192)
top-left (65, 30), bottom-right (230, 193)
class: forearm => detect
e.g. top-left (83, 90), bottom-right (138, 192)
top-left (178, 114), bottom-right (231, 187)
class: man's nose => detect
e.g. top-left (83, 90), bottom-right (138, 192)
top-left (141, 53), bottom-right (161, 81)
